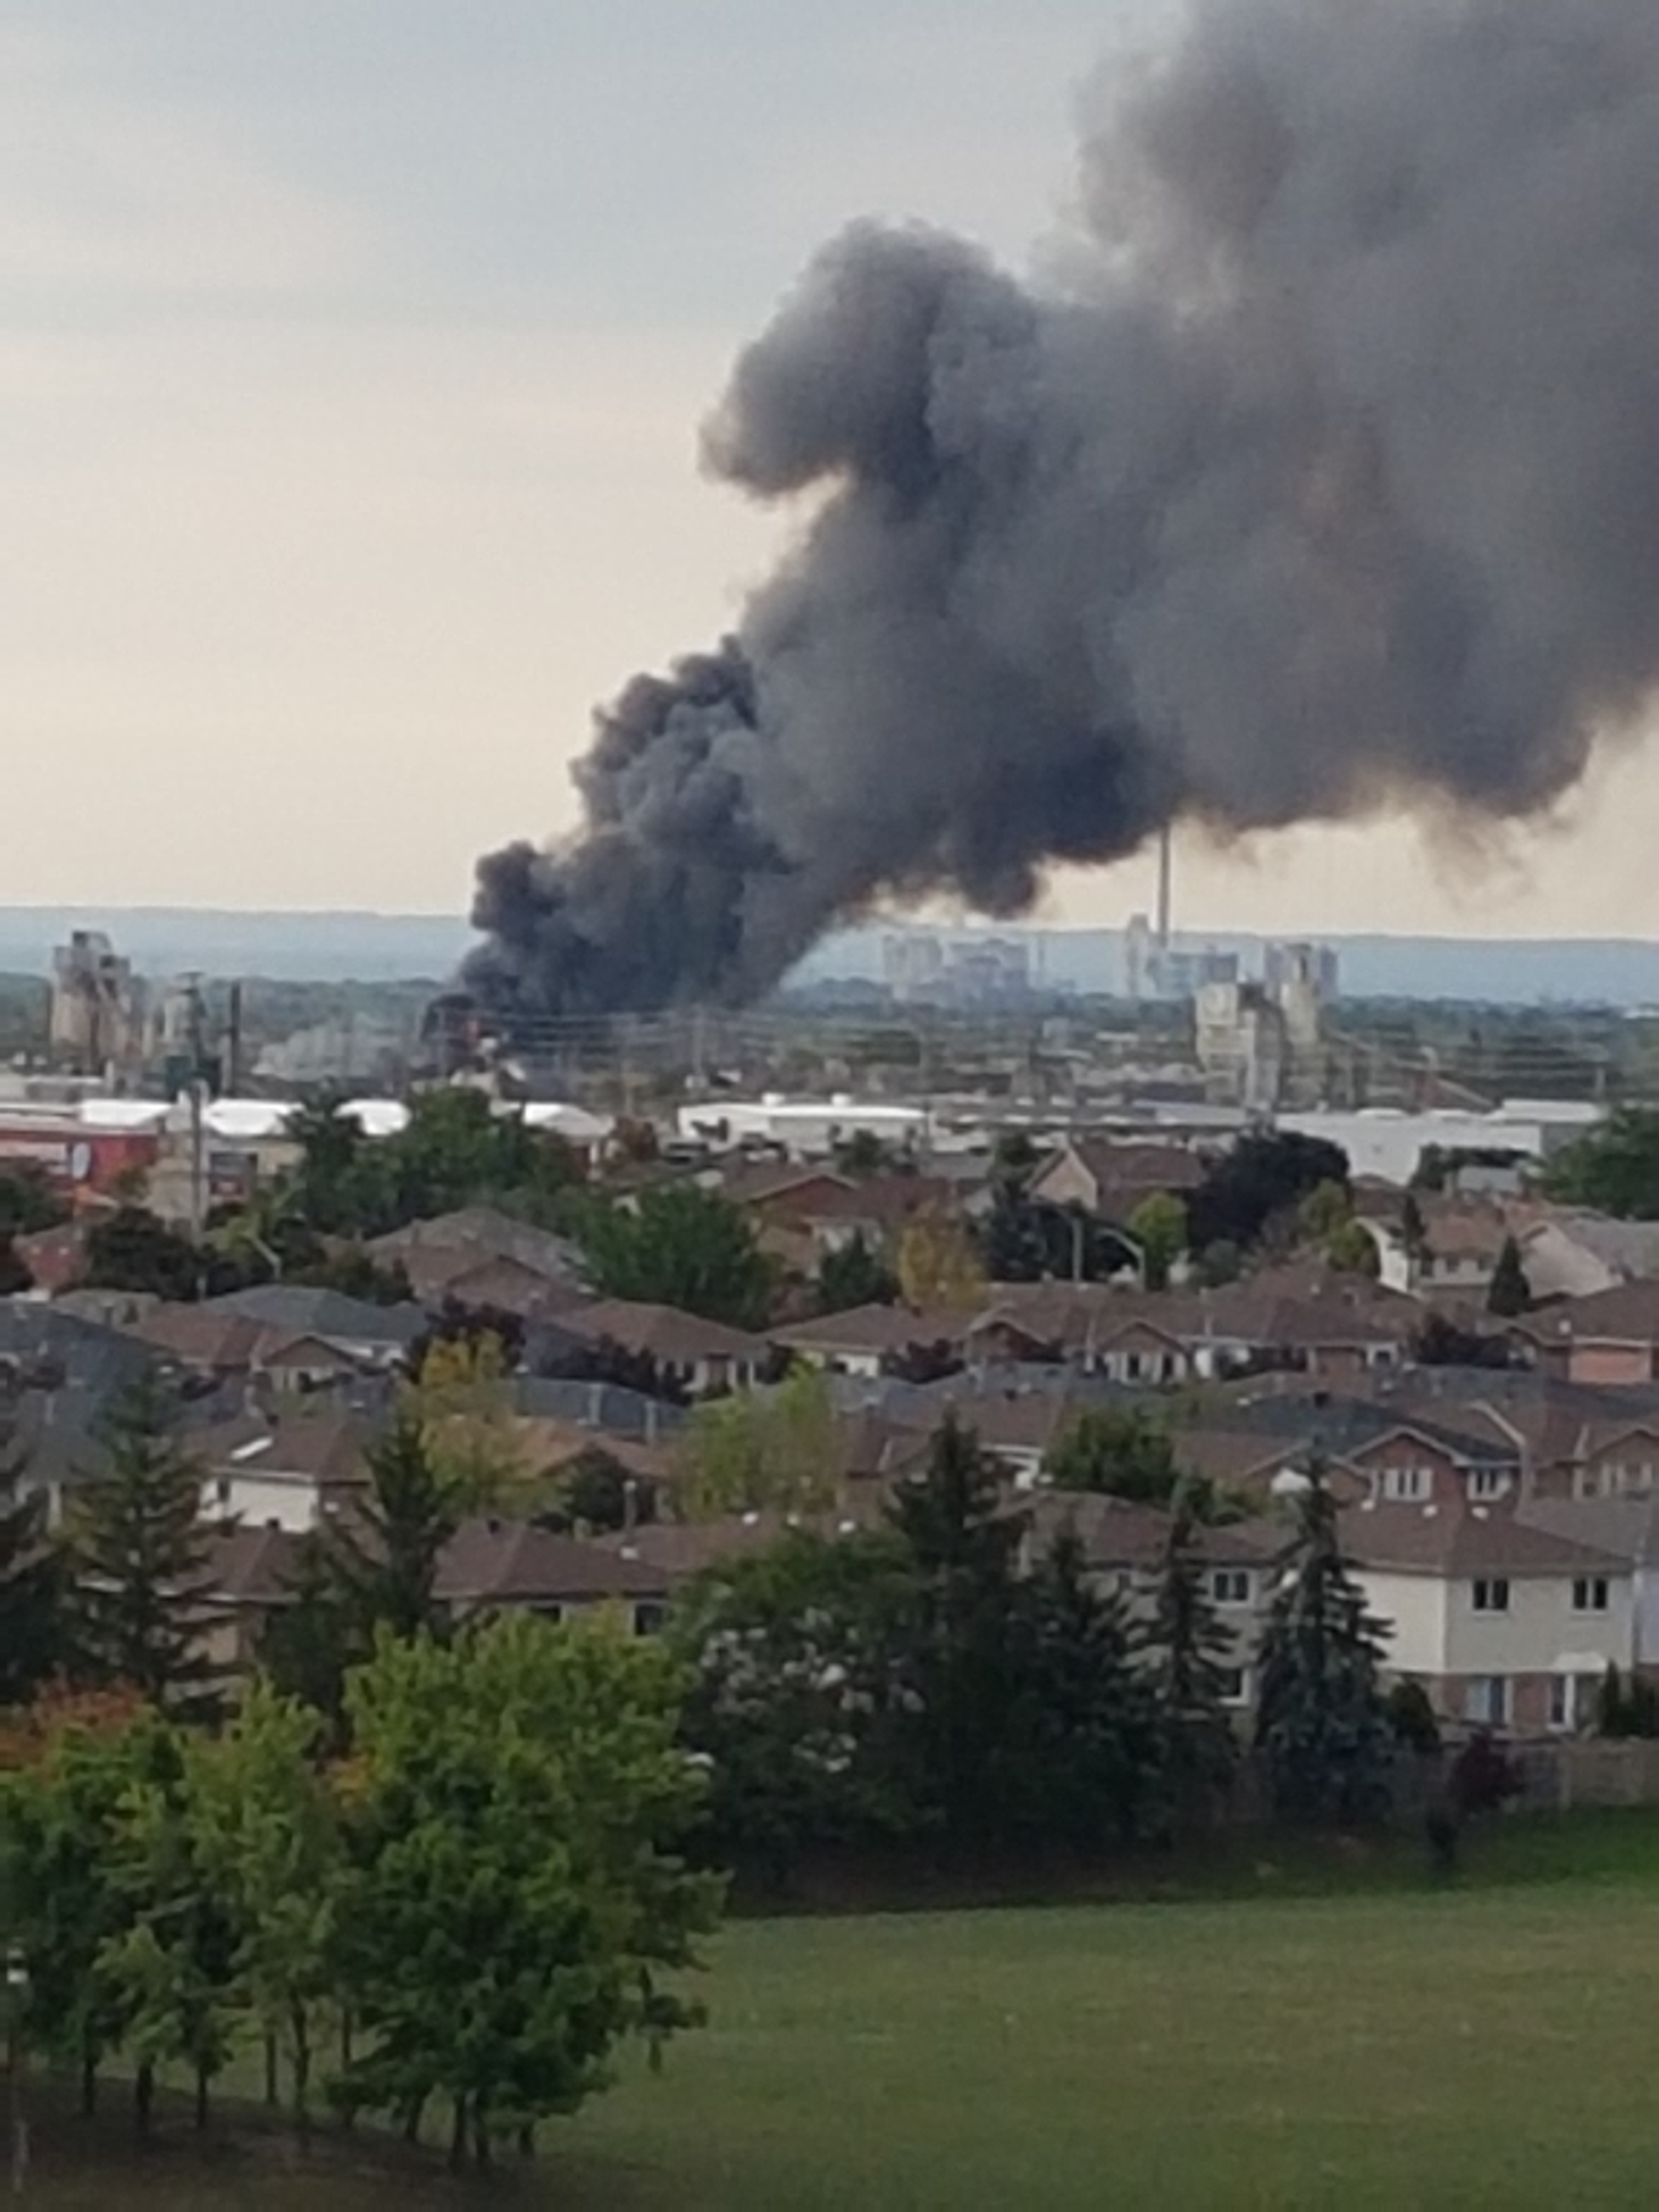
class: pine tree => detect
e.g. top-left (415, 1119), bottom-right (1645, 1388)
top-left (263, 1410), bottom-right (460, 1726)
top-left (1019, 1525), bottom-right (1158, 1846)
top-left (0, 1433), bottom-right (66, 1705)
top-left (885, 1413), bottom-right (1026, 1839)
top-left (1487, 1235), bottom-right (1532, 1318)
top-left (1254, 1458), bottom-right (1393, 1827)
top-left (1142, 1487), bottom-right (1237, 1836)
top-left (66, 1373), bottom-right (222, 1713)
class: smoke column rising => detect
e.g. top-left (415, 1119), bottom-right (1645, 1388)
top-left (467, 0), bottom-right (1659, 1020)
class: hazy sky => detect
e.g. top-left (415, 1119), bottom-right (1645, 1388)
top-left (8, 1), bottom-right (1658, 939)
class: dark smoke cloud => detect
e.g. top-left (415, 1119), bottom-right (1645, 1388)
top-left (468, 0), bottom-right (1659, 1020)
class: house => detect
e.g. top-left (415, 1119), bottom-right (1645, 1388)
top-left (592, 1503), bottom-right (887, 1588)
top-left (974, 1286), bottom-right (1198, 1382)
top-left (1521, 1494), bottom-right (1659, 1671)
top-left (787, 1176), bottom-right (978, 1272)
top-left (1517, 1282), bottom-right (1659, 1386)
top-left (0, 1299), bottom-right (159, 1520)
top-left (193, 1407), bottom-right (381, 1532)
top-left (1026, 1492), bottom-right (1286, 1714)
top-left (1172, 1390), bottom-right (1523, 1514)
top-left (1519, 1212), bottom-right (1659, 1302)
top-left (557, 1299), bottom-right (772, 1397)
top-left (1344, 1500), bottom-right (1634, 1734)
top-left (1025, 1138), bottom-right (1207, 1223)
top-left (201, 1285), bottom-right (428, 1369)
top-left (435, 1517), bottom-right (670, 1634)
top-left (1360, 1199), bottom-right (1513, 1299)
top-left (368, 1206), bottom-right (589, 1312)
top-left (772, 1303), bottom-right (1009, 1381)
top-left (196, 1523), bottom-right (304, 1679)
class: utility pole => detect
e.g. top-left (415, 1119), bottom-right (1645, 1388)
top-left (225, 979), bottom-right (244, 1096)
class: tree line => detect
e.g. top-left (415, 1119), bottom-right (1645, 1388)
top-left (1, 1382), bottom-right (716, 2169)
top-left (674, 1418), bottom-right (1406, 1880)
top-left (2, 1369), bottom-right (1427, 2167)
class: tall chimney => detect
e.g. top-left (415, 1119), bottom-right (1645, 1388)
top-left (1155, 825), bottom-right (1172, 955)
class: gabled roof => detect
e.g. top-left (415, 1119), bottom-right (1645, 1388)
top-left (1028, 1491), bottom-right (1285, 1572)
top-left (1342, 1500), bottom-right (1626, 1577)
top-left (594, 1504), bottom-right (885, 1582)
top-left (559, 1299), bottom-right (770, 1367)
top-left (369, 1205), bottom-right (587, 1286)
top-left (436, 1517), bottom-right (668, 1605)
top-left (771, 1304), bottom-right (982, 1357)
top-left (1520, 1279), bottom-right (1659, 1346)
top-left (203, 1286), bottom-right (427, 1347)
top-left (134, 1306), bottom-right (271, 1371)
top-left (193, 1408), bottom-right (380, 1487)
top-left (201, 1523), bottom-right (303, 1605)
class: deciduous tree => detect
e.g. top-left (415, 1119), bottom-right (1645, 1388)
top-left (577, 1184), bottom-right (773, 1329)
top-left (333, 1614), bottom-right (720, 2168)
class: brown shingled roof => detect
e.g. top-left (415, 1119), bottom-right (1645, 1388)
top-left (1341, 1501), bottom-right (1626, 1577)
top-left (436, 1517), bottom-right (669, 1606)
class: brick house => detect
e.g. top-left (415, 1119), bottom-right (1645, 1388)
top-left (1517, 1282), bottom-right (1659, 1387)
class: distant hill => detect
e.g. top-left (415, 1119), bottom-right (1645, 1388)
top-left (0, 909), bottom-right (474, 984)
top-left (2, 907), bottom-right (1655, 1008)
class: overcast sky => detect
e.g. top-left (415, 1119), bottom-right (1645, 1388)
top-left (6, 1), bottom-right (1657, 940)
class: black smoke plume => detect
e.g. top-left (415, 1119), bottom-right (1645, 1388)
top-left (467, 0), bottom-right (1659, 1021)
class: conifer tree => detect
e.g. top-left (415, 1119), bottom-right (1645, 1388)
top-left (1254, 1458), bottom-right (1392, 1827)
top-left (67, 1373), bottom-right (222, 1713)
top-left (1142, 1485), bottom-right (1238, 1835)
top-left (1487, 1235), bottom-right (1532, 1318)
top-left (1, 1432), bottom-right (65, 1705)
top-left (1019, 1525), bottom-right (1157, 1846)
top-left (886, 1413), bottom-right (1028, 1837)
top-left (263, 1410), bottom-right (460, 1726)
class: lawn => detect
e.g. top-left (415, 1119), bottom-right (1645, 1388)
top-left (29, 1812), bottom-right (1659, 2211)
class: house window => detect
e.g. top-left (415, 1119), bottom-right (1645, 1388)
top-left (1572, 1576), bottom-right (1610, 1615)
top-left (213, 1477), bottom-right (232, 1508)
top-left (1469, 1470), bottom-right (1508, 1502)
top-left (633, 1601), bottom-right (667, 1637)
top-left (1471, 1578), bottom-right (1510, 1614)
top-left (1383, 1466), bottom-right (1431, 1503)
top-left (1463, 1675), bottom-right (1511, 1727)
top-left (1216, 1665), bottom-right (1248, 1707)
top-left (1210, 1568), bottom-right (1252, 1608)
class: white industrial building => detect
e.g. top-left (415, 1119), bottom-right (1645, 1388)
top-left (676, 1094), bottom-right (930, 1158)
top-left (1278, 1101), bottom-right (1604, 1187)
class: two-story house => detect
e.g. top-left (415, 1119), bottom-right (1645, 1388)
top-left (1345, 1502), bottom-right (1633, 1733)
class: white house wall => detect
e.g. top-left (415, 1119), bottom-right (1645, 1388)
top-left (1354, 1570), bottom-right (1447, 1675)
top-left (1441, 1573), bottom-right (1634, 1678)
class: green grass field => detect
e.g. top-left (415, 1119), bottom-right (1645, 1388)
top-left (30, 1811), bottom-right (1659, 2210)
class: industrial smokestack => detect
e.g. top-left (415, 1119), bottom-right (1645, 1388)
top-left (1155, 828), bottom-right (1172, 959)
top-left (467, 0), bottom-right (1659, 1025)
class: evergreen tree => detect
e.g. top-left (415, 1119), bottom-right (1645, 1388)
top-left (1, 1436), bottom-right (65, 1705)
top-left (1487, 1235), bottom-right (1532, 1318)
top-left (1017, 1526), bottom-right (1157, 1846)
top-left (66, 1374), bottom-right (222, 1713)
top-left (1141, 1488), bottom-right (1238, 1835)
top-left (885, 1414), bottom-right (1027, 1839)
top-left (263, 1410), bottom-right (460, 1725)
top-left (1254, 1459), bottom-right (1393, 1827)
